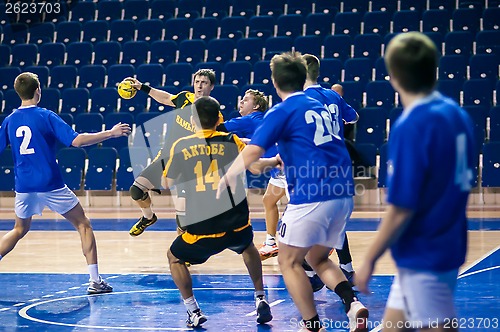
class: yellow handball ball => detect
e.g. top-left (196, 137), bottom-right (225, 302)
top-left (117, 79), bottom-right (137, 99)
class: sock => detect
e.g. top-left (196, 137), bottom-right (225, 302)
top-left (336, 234), bottom-right (353, 265)
top-left (88, 264), bottom-right (100, 282)
top-left (334, 281), bottom-right (357, 313)
top-left (141, 207), bottom-right (154, 219)
top-left (302, 314), bottom-right (322, 332)
top-left (340, 262), bottom-right (354, 273)
top-left (265, 234), bottom-right (276, 246)
top-left (183, 296), bottom-right (200, 313)
top-left (255, 290), bottom-right (266, 298)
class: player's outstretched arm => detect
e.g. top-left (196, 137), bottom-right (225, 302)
top-left (72, 123), bottom-right (131, 147)
top-left (125, 77), bottom-right (175, 107)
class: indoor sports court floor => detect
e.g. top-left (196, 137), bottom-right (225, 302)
top-left (0, 207), bottom-right (499, 331)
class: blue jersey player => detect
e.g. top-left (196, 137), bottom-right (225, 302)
top-left (218, 53), bottom-right (369, 332)
top-left (0, 72), bottom-right (131, 294)
top-left (356, 32), bottom-right (475, 332)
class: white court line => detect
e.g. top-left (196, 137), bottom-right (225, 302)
top-left (458, 265), bottom-right (500, 279)
top-left (68, 287), bottom-right (80, 290)
top-left (41, 294), bottom-right (53, 298)
top-left (13, 303), bottom-right (25, 307)
top-left (245, 299), bottom-right (285, 317)
top-left (460, 244), bottom-right (500, 275)
top-left (0, 308), bottom-right (10, 312)
top-left (106, 275), bottom-right (120, 279)
top-left (28, 298), bottom-right (40, 302)
top-left (55, 290), bottom-right (67, 294)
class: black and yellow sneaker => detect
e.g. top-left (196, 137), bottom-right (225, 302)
top-left (129, 214), bottom-right (158, 236)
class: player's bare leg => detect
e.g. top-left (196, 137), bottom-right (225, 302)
top-left (260, 183), bottom-right (285, 259)
top-left (129, 178), bottom-right (158, 236)
top-left (0, 216), bottom-right (32, 258)
top-left (63, 203), bottom-right (98, 265)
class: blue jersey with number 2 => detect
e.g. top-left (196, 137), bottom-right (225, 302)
top-left (0, 106), bottom-right (78, 193)
top-left (387, 92), bottom-right (475, 271)
top-left (251, 92), bottom-right (354, 204)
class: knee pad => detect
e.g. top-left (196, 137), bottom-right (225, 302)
top-left (130, 184), bottom-right (149, 201)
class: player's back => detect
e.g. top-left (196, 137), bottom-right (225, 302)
top-left (0, 106), bottom-right (78, 193)
top-left (164, 130), bottom-right (248, 234)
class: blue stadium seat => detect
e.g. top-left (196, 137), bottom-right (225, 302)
top-left (149, 86), bottom-right (177, 112)
top-left (165, 18), bottom-right (190, 43)
top-left (294, 36), bottom-right (322, 57)
top-left (259, 0), bottom-right (285, 17)
top-left (363, 11), bottom-right (390, 36)
top-left (389, 107), bottom-right (403, 128)
top-left (355, 107), bottom-right (387, 147)
top-left (205, 0), bottom-right (231, 19)
top-left (248, 16), bottom-right (276, 38)
top-left (110, 20), bottom-right (136, 44)
top-left (56, 21), bottom-right (81, 44)
top-left (107, 64), bottom-right (135, 88)
top-left (177, 0), bottom-right (203, 20)
top-left (224, 61), bottom-right (252, 88)
top-left (458, 0), bottom-right (484, 10)
top-left (489, 106), bottom-right (500, 142)
top-left (137, 19), bottom-right (164, 44)
top-left (428, 0), bottom-right (457, 13)
top-left (116, 147), bottom-right (136, 191)
top-left (207, 39), bottom-right (235, 64)
top-left (355, 143), bottom-right (378, 170)
top-left (399, 0), bottom-right (426, 12)
top-left (452, 8), bottom-right (480, 33)
top-left (438, 55), bottom-right (468, 83)
top-left (253, 60), bottom-right (272, 85)
top-left (317, 59), bottom-right (342, 85)
top-left (39, 42), bottom-right (66, 68)
top-left (122, 41), bottom-right (149, 68)
top-left (66, 42), bottom-right (93, 69)
top-left (165, 63), bottom-right (194, 88)
top-left (57, 147), bottom-right (86, 190)
top-left (463, 105), bottom-right (487, 152)
top-left (84, 147), bottom-right (118, 191)
top-left (0, 113), bottom-right (6, 127)
top-left (178, 39), bottom-right (206, 64)
top-left (11, 44), bottom-right (37, 69)
top-left (150, 40), bottom-right (177, 65)
top-left (324, 35), bottom-right (352, 62)
top-left (444, 31), bottom-right (474, 56)
top-left (38, 88), bottom-right (61, 113)
top-left (3, 90), bottom-right (20, 115)
top-left (192, 17), bottom-right (219, 41)
top-left (365, 81), bottom-right (395, 111)
top-left (136, 64), bottom-right (164, 88)
top-left (211, 85), bottom-right (240, 113)
top-left (232, 0), bottom-right (257, 18)
top-left (91, 88), bottom-right (118, 115)
top-left (287, 0), bottom-right (314, 16)
top-left (463, 79), bottom-right (493, 107)
top-left (59, 113), bottom-right (74, 128)
top-left (353, 34), bottom-right (382, 63)
top-left (305, 13), bottom-right (334, 36)
top-left (50, 65), bottom-right (77, 91)
top-left (94, 41), bottom-right (121, 68)
top-left (241, 84), bottom-right (272, 97)
top-left (313, 0), bottom-right (340, 15)
top-left (0, 147), bottom-right (13, 167)
top-left (124, 0), bottom-right (149, 21)
top-left (436, 80), bottom-right (461, 102)
top-left (2, 23), bottom-right (28, 45)
top-left (476, 31), bottom-right (500, 56)
top-left (374, 57), bottom-right (389, 81)
top-left (370, 0), bottom-right (398, 15)
top-left (25, 66), bottom-right (49, 89)
top-left (481, 142), bottom-right (500, 187)
top-left (469, 54), bottom-right (499, 84)
top-left (277, 14), bottom-right (304, 38)
top-left (392, 10), bottom-right (421, 33)
top-left (119, 90), bottom-right (148, 115)
top-left (344, 58), bottom-right (372, 87)
top-left (236, 38), bottom-right (264, 64)
top-left (61, 88), bottom-right (90, 114)
top-left (97, 1), bottom-right (123, 22)
top-left (78, 65), bottom-right (106, 91)
top-left (482, 7), bottom-right (500, 31)
top-left (423, 32), bottom-right (444, 55)
top-left (70, 2), bottom-right (96, 22)
top-left (0, 68), bottom-right (21, 93)
top-left (75, 113), bottom-right (104, 134)
top-left (220, 16), bottom-right (247, 40)
top-left (82, 20), bottom-right (109, 43)
top-left (29, 22), bottom-right (55, 45)
top-left (342, 0), bottom-right (369, 14)
top-left (103, 113), bottom-right (134, 151)
top-left (150, 0), bottom-right (175, 22)
top-left (0, 166), bottom-right (15, 191)
top-left (334, 12), bottom-right (362, 37)
top-left (265, 36), bottom-right (293, 59)
top-left (377, 143), bottom-right (388, 188)
top-left (0, 45), bottom-right (10, 67)
top-left (422, 10), bottom-right (451, 36)
top-left (194, 62), bottom-right (222, 84)
top-left (341, 81), bottom-right (364, 110)
top-left (135, 112), bottom-right (164, 155)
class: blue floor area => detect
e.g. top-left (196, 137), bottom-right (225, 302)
top-left (1, 258), bottom-right (499, 332)
top-left (1, 218), bottom-right (500, 232)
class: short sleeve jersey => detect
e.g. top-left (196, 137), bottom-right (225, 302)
top-left (251, 92), bottom-right (355, 204)
top-left (387, 92), bottom-right (475, 271)
top-left (0, 106), bottom-right (78, 193)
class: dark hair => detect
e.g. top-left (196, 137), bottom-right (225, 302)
top-left (245, 89), bottom-right (269, 112)
top-left (192, 96), bottom-right (221, 129)
top-left (303, 54), bottom-right (320, 82)
top-left (193, 69), bottom-right (216, 86)
top-left (385, 32), bottom-right (438, 94)
top-left (14, 72), bottom-right (40, 100)
top-left (270, 52), bottom-right (307, 92)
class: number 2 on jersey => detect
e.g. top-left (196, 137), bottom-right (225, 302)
top-left (194, 159), bottom-right (221, 192)
top-left (305, 104), bottom-right (341, 146)
top-left (16, 126), bottom-right (35, 155)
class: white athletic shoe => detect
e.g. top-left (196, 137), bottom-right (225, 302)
top-left (347, 300), bottom-right (369, 332)
top-left (258, 243), bottom-right (279, 260)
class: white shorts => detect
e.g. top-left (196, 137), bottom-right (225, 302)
top-left (386, 267), bottom-right (458, 329)
top-left (278, 197), bottom-right (353, 248)
top-left (268, 172), bottom-right (289, 200)
top-left (15, 186), bottom-right (80, 219)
